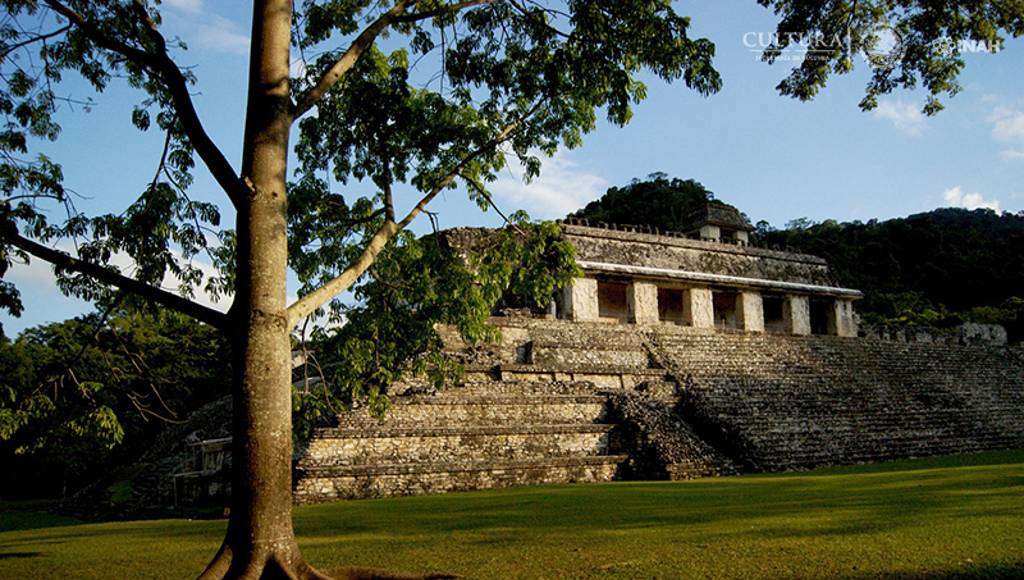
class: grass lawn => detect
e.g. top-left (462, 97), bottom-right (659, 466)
top-left (2, 450), bottom-right (1024, 579)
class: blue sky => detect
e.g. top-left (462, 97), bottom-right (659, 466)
top-left (3, 0), bottom-right (1023, 334)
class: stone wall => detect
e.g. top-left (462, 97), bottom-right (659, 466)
top-left (860, 322), bottom-right (1008, 346)
top-left (562, 224), bottom-right (836, 286)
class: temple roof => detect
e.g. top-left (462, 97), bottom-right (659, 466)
top-left (683, 202), bottom-right (753, 232)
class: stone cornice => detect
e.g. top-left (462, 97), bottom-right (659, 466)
top-left (561, 223), bottom-right (828, 266)
top-left (578, 260), bottom-right (864, 298)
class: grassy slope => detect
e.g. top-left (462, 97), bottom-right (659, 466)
top-left (2, 450), bottom-right (1023, 579)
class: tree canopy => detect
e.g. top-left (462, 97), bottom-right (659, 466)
top-left (0, 309), bottom-right (227, 499)
top-left (570, 173), bottom-right (726, 231)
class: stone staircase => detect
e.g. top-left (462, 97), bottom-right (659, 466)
top-left (294, 380), bottom-right (629, 502)
top-left (294, 317), bottom-right (1024, 502)
top-left (648, 332), bottom-right (1024, 471)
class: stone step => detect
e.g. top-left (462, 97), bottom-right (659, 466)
top-left (339, 395), bottom-right (609, 426)
top-left (294, 455), bottom-right (628, 502)
top-left (529, 341), bottom-right (650, 367)
top-left (302, 424), bottom-right (616, 467)
top-left (442, 380), bottom-right (604, 396)
top-left (492, 364), bottom-right (668, 390)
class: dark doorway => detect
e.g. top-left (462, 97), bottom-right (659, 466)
top-left (763, 294), bottom-right (785, 333)
top-left (810, 298), bottom-right (831, 335)
top-left (712, 291), bottom-right (739, 330)
top-left (658, 287), bottom-right (686, 325)
top-left (597, 281), bottom-right (628, 323)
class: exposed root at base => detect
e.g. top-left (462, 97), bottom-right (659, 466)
top-left (196, 544), bottom-right (456, 580)
top-left (334, 569), bottom-right (459, 580)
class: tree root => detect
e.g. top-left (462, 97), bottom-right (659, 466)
top-left (196, 543), bottom-right (455, 580)
top-left (333, 569), bottom-right (458, 580)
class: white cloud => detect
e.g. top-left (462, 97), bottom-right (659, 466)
top-left (872, 99), bottom-right (926, 135)
top-left (989, 106), bottom-right (1024, 141)
top-left (193, 15), bottom-right (250, 55)
top-left (490, 150), bottom-right (608, 219)
top-left (161, 1), bottom-right (249, 56)
top-left (942, 186), bottom-right (1001, 212)
top-left (163, 0), bottom-right (203, 14)
top-left (999, 148), bottom-right (1024, 161)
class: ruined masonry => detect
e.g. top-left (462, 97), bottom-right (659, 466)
top-left (293, 204), bottom-right (1024, 502)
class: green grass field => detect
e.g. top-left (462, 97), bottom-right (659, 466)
top-left (2, 450), bottom-right (1023, 579)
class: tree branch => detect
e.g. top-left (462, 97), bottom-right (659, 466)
top-left (44, 0), bottom-right (250, 209)
top-left (0, 25), bottom-right (72, 60)
top-left (292, 0), bottom-right (495, 119)
top-left (292, 0), bottom-right (412, 119)
top-left (461, 171), bottom-right (524, 233)
top-left (4, 232), bottom-right (229, 330)
top-left (394, 0), bottom-right (494, 23)
top-left (285, 105), bottom-right (538, 328)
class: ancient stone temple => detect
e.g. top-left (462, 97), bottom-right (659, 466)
top-left (555, 209), bottom-right (860, 337)
top-left (293, 211), bottom-right (1024, 503)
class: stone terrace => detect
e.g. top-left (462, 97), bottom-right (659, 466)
top-left (295, 317), bottom-right (1024, 501)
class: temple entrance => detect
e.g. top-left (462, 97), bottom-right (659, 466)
top-left (712, 291), bottom-right (739, 330)
top-left (763, 294), bottom-right (786, 333)
top-left (597, 280), bottom-right (629, 323)
top-left (658, 287), bottom-right (687, 325)
top-left (810, 298), bottom-right (831, 335)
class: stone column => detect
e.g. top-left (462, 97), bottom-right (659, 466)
top-left (783, 295), bottom-right (811, 336)
top-left (627, 281), bottom-right (659, 325)
top-left (684, 287), bottom-right (714, 329)
top-left (560, 277), bottom-right (598, 321)
top-left (737, 291), bottom-right (765, 333)
top-left (829, 298), bottom-right (858, 337)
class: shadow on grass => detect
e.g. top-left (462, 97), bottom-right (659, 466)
top-left (0, 552), bottom-right (40, 560)
top-left (842, 560), bottom-right (1024, 579)
top-left (0, 501), bottom-right (84, 533)
top-left (291, 456), bottom-right (1024, 548)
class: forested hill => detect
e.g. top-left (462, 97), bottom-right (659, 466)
top-left (570, 176), bottom-right (1024, 329)
top-left (758, 208), bottom-right (1024, 321)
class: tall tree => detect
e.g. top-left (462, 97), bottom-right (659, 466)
top-left (0, 1), bottom-right (1020, 578)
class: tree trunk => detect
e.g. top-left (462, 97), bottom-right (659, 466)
top-left (198, 1), bottom-right (321, 577)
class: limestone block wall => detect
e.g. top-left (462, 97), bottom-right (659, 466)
top-left (861, 322), bottom-right (1008, 346)
top-left (563, 224), bottom-right (835, 286)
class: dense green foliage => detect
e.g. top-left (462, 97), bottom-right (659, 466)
top-left (570, 173), bottom-right (729, 231)
top-left (296, 218), bottom-right (579, 436)
top-left (3, 450), bottom-right (1023, 578)
top-left (758, 209), bottom-right (1024, 332)
top-left (0, 310), bottom-right (227, 498)
top-left (758, 0), bottom-right (1024, 115)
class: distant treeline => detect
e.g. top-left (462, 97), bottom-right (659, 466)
top-left (756, 208), bottom-right (1024, 331)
